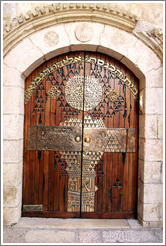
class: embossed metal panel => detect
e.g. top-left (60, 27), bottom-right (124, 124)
top-left (27, 126), bottom-right (82, 151)
top-left (23, 51), bottom-right (139, 219)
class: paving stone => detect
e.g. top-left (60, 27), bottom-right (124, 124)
top-left (15, 218), bottom-right (129, 229)
top-left (25, 230), bottom-right (75, 243)
top-left (102, 230), bottom-right (157, 243)
top-left (127, 219), bottom-right (142, 228)
top-left (152, 228), bottom-right (163, 242)
top-left (79, 230), bottom-right (102, 243)
top-left (3, 228), bottom-right (28, 243)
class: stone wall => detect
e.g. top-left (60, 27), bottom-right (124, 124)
top-left (3, 2), bottom-right (163, 227)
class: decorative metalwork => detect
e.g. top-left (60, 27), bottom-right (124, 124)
top-left (106, 89), bottom-right (119, 102)
top-left (27, 115), bottom-right (136, 212)
top-left (47, 86), bottom-right (60, 99)
top-left (33, 83), bottom-right (46, 113)
top-left (23, 205), bottom-right (43, 212)
top-left (65, 75), bottom-right (102, 111)
top-left (24, 55), bottom-right (83, 104)
top-left (24, 55), bottom-right (138, 105)
top-left (85, 55), bottom-right (138, 99)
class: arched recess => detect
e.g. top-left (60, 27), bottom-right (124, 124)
top-left (3, 16), bottom-right (163, 227)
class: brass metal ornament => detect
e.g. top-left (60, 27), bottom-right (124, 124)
top-left (65, 75), bottom-right (102, 111)
top-left (106, 89), bottom-right (119, 102)
top-left (24, 55), bottom-right (138, 105)
top-left (27, 115), bottom-right (136, 212)
top-left (47, 86), bottom-right (60, 99)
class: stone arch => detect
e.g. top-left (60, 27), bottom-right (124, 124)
top-left (3, 4), bottom-right (163, 227)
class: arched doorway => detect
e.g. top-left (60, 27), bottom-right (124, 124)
top-left (22, 51), bottom-right (139, 219)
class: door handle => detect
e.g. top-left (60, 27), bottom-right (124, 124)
top-left (75, 136), bottom-right (81, 142)
top-left (84, 137), bottom-right (91, 143)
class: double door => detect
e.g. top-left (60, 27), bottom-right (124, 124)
top-left (22, 51), bottom-right (139, 218)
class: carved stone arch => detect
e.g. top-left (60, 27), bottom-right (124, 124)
top-left (3, 4), bottom-right (163, 227)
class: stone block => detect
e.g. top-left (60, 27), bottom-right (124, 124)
top-left (100, 25), bottom-right (138, 60)
top-left (139, 115), bottom-right (145, 138)
top-left (102, 230), bottom-right (156, 243)
top-left (64, 22), bottom-right (104, 47)
top-left (145, 115), bottom-right (157, 139)
top-left (146, 67), bottom-right (163, 88)
top-left (3, 37), bottom-right (44, 75)
top-left (3, 182), bottom-right (22, 207)
top-left (144, 161), bottom-right (162, 183)
top-left (143, 184), bottom-right (163, 203)
top-left (145, 88), bottom-right (163, 114)
top-left (137, 179), bottom-right (144, 202)
top-left (143, 203), bottom-right (159, 221)
top-left (3, 162), bottom-right (22, 186)
top-left (97, 45), bottom-right (123, 61)
top-left (121, 40), bottom-right (161, 76)
top-left (127, 219), bottom-right (142, 228)
top-left (3, 63), bottom-right (24, 88)
top-left (158, 115), bottom-right (163, 139)
top-left (3, 114), bottom-right (24, 140)
top-left (79, 231), bottom-right (101, 243)
top-left (138, 138), bottom-right (145, 160)
top-left (138, 159), bottom-right (144, 181)
top-left (144, 139), bottom-right (163, 161)
top-left (25, 230), bottom-right (75, 243)
top-left (29, 24), bottom-right (70, 61)
top-left (3, 140), bottom-right (23, 163)
top-left (158, 202), bottom-right (163, 221)
top-left (3, 203), bottom-right (21, 225)
top-left (3, 87), bottom-right (24, 114)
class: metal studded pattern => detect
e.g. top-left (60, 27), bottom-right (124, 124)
top-left (47, 86), bottom-right (60, 99)
top-left (65, 75), bottom-right (102, 111)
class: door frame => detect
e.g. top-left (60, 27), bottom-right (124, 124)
top-left (3, 13), bottom-right (163, 227)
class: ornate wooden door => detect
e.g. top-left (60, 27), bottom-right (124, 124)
top-left (22, 52), bottom-right (139, 219)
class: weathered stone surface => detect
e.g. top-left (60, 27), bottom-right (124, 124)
top-left (3, 162), bottom-right (22, 186)
top-left (3, 228), bottom-right (28, 243)
top-left (121, 40), bottom-right (162, 75)
top-left (65, 22), bottom-right (104, 46)
top-left (146, 67), bottom-right (163, 88)
top-left (139, 115), bottom-right (145, 138)
top-left (127, 219), bottom-right (142, 228)
top-left (3, 37), bottom-right (44, 74)
top-left (138, 138), bottom-right (145, 160)
top-left (152, 228), bottom-right (163, 242)
top-left (100, 25), bottom-right (137, 59)
top-left (44, 31), bottom-right (59, 46)
top-left (144, 161), bottom-right (162, 183)
top-left (137, 179), bottom-right (144, 203)
top-left (75, 23), bottom-right (94, 42)
top-left (143, 203), bottom-right (159, 221)
top-left (15, 218), bottom-right (130, 229)
top-left (29, 24), bottom-right (70, 61)
top-left (145, 115), bottom-right (157, 139)
top-left (145, 139), bottom-right (163, 161)
top-left (102, 230), bottom-right (157, 243)
top-left (3, 203), bottom-right (21, 225)
top-left (3, 114), bottom-right (24, 140)
top-left (3, 182), bottom-right (22, 207)
top-left (157, 115), bottom-right (163, 139)
top-left (3, 63), bottom-right (24, 88)
top-left (143, 184), bottom-right (163, 203)
top-left (145, 88), bottom-right (163, 114)
top-left (25, 230), bottom-right (75, 243)
top-left (79, 231), bottom-right (101, 243)
top-left (3, 140), bottom-right (23, 163)
top-left (3, 87), bottom-right (24, 114)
